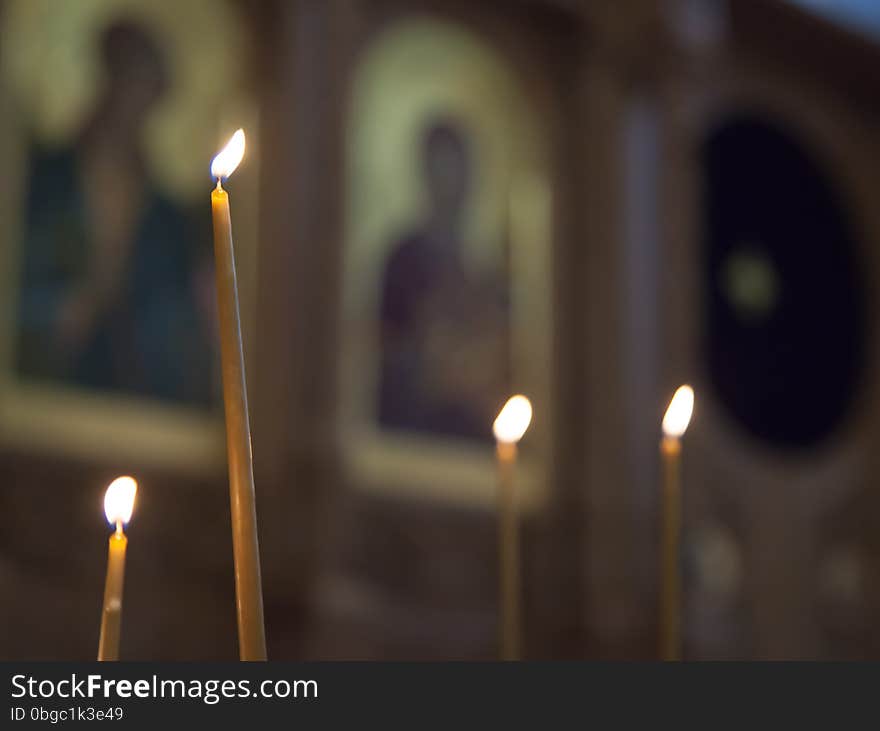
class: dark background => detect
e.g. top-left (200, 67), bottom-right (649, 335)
top-left (2, 0), bottom-right (880, 660)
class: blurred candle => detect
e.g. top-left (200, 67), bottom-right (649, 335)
top-left (493, 395), bottom-right (532, 661)
top-left (98, 476), bottom-right (137, 662)
top-left (210, 129), bottom-right (267, 661)
top-left (659, 385), bottom-right (694, 661)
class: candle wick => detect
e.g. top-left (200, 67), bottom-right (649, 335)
top-left (215, 178), bottom-right (223, 192)
top-left (115, 520), bottom-right (123, 538)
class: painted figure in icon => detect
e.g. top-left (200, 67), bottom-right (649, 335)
top-left (378, 119), bottom-right (510, 442)
top-left (17, 20), bottom-right (214, 406)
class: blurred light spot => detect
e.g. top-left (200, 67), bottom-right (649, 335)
top-left (819, 546), bottom-right (862, 605)
top-left (720, 247), bottom-right (780, 321)
top-left (788, 0), bottom-right (880, 41)
top-left (694, 525), bottom-right (741, 600)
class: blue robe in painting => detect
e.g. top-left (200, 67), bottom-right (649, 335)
top-left (16, 145), bottom-right (214, 407)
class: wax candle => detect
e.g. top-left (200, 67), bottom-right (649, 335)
top-left (659, 384), bottom-right (694, 661)
top-left (493, 395), bottom-right (533, 661)
top-left (97, 476), bottom-right (137, 662)
top-left (210, 129), bottom-right (267, 661)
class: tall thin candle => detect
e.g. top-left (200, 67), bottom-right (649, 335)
top-left (493, 395), bottom-right (532, 661)
top-left (98, 476), bottom-right (137, 662)
top-left (210, 129), bottom-right (267, 661)
top-left (659, 384), bottom-right (694, 661)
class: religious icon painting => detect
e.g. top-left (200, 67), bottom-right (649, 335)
top-left (339, 15), bottom-right (554, 505)
top-left (0, 0), bottom-right (260, 471)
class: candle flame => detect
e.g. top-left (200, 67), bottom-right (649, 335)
top-left (211, 129), bottom-right (245, 181)
top-left (104, 476), bottom-right (137, 526)
top-left (662, 385), bottom-right (694, 439)
top-left (493, 395), bottom-right (533, 444)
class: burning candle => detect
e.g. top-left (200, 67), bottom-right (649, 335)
top-left (659, 384), bottom-right (694, 661)
top-left (210, 129), bottom-right (267, 661)
top-left (98, 476), bottom-right (137, 662)
top-left (493, 395), bottom-right (533, 661)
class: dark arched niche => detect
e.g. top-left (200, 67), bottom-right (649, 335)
top-left (702, 114), bottom-right (866, 449)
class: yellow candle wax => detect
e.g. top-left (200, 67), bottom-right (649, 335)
top-left (97, 476), bottom-right (137, 662)
top-left (493, 395), bottom-right (533, 661)
top-left (659, 385), bottom-right (694, 662)
top-left (660, 435), bottom-right (681, 662)
top-left (210, 129), bottom-right (267, 661)
top-left (98, 531), bottom-right (127, 662)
